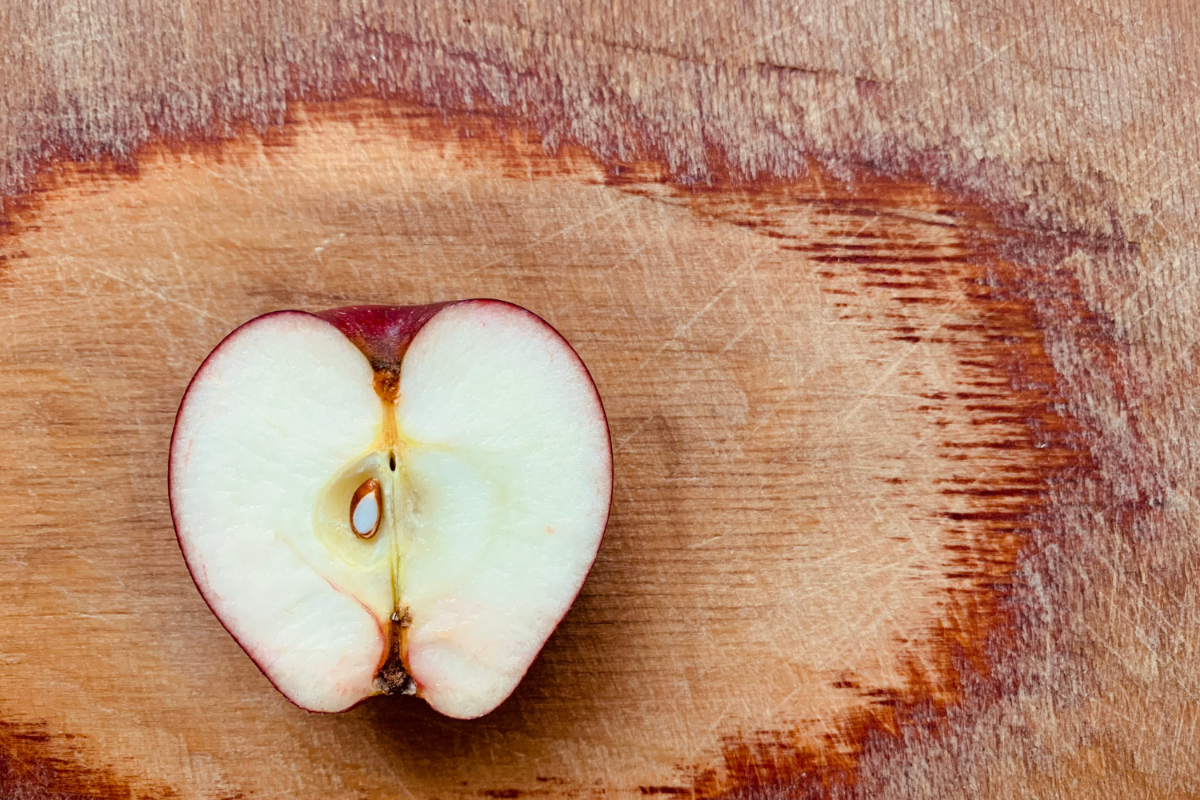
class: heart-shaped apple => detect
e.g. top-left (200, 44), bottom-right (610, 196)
top-left (169, 300), bottom-right (613, 718)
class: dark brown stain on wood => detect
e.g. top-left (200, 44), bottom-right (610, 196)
top-left (0, 99), bottom-right (1117, 799)
top-left (0, 719), bottom-right (176, 799)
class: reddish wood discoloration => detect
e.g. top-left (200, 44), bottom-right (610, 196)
top-left (0, 100), bottom-right (1109, 798)
top-left (588, 169), bottom-right (1097, 797)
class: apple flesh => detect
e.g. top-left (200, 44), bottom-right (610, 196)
top-left (168, 300), bottom-right (612, 718)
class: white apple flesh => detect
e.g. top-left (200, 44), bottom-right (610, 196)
top-left (169, 301), bottom-right (612, 718)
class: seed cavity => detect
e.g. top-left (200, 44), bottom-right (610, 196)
top-left (350, 478), bottom-right (382, 539)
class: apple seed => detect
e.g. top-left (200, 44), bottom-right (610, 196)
top-left (350, 478), bottom-right (382, 538)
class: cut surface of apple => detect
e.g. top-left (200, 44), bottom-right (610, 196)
top-left (169, 300), bottom-right (613, 718)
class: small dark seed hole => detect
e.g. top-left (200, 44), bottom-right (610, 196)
top-left (389, 452), bottom-right (396, 471)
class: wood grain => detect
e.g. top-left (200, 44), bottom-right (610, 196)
top-left (1, 1), bottom-right (1197, 799)
top-left (0, 100), bottom-right (1087, 799)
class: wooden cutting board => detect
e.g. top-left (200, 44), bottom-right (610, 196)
top-left (1, 3), bottom-right (1196, 799)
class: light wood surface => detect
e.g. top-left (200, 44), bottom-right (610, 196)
top-left (2, 2), bottom-right (1198, 799)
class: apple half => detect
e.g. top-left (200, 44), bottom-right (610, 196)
top-left (168, 301), bottom-right (612, 719)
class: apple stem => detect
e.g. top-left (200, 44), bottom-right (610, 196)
top-left (375, 610), bottom-right (416, 696)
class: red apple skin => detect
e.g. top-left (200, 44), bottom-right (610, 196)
top-left (169, 300), bottom-right (614, 714)
top-left (315, 303), bottom-right (452, 373)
